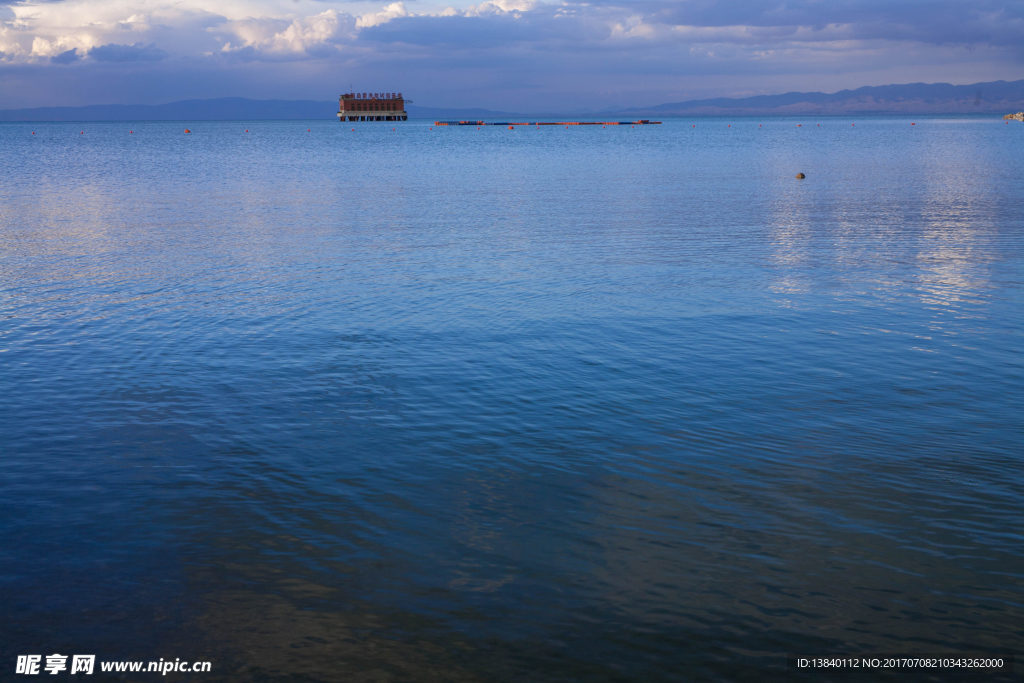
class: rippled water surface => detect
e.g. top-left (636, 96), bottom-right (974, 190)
top-left (2, 117), bottom-right (1022, 681)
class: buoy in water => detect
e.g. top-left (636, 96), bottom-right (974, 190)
top-left (184, 129), bottom-right (190, 133)
top-left (795, 173), bottom-right (806, 179)
top-left (911, 123), bottom-right (915, 125)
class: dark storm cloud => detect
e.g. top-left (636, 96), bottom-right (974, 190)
top-left (51, 48), bottom-right (80, 64)
top-left (354, 0), bottom-right (1024, 54)
top-left (88, 43), bottom-right (169, 62)
top-left (623, 0), bottom-right (1024, 46)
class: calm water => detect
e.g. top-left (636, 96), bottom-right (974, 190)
top-left (1, 117), bottom-right (1022, 681)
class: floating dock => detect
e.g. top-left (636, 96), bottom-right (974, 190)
top-left (434, 120), bottom-right (661, 126)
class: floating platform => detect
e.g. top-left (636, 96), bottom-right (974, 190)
top-left (339, 91), bottom-right (408, 122)
top-left (434, 120), bottom-right (661, 126)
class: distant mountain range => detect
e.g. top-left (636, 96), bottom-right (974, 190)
top-left (2, 80), bottom-right (1022, 121)
top-left (0, 97), bottom-right (335, 122)
top-left (607, 79), bottom-right (1024, 116)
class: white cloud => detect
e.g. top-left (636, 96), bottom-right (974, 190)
top-left (357, 3), bottom-right (409, 29)
top-left (4, 1), bottom-right (229, 63)
top-left (217, 10), bottom-right (355, 58)
top-left (465, 0), bottom-right (539, 15)
top-left (31, 36), bottom-right (57, 57)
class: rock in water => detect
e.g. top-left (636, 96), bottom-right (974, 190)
top-left (795, 173), bottom-right (806, 179)
top-left (1004, 112), bottom-right (1024, 121)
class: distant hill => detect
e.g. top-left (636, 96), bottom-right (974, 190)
top-left (0, 97), bottom-right (336, 122)
top-left (1, 80), bottom-right (1022, 121)
top-left (606, 79), bottom-right (1024, 116)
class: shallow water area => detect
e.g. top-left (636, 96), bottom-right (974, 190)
top-left (1, 116), bottom-right (1022, 681)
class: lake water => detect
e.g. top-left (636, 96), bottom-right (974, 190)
top-left (1, 117), bottom-right (1022, 681)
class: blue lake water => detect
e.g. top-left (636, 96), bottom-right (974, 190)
top-left (1, 117), bottom-right (1022, 681)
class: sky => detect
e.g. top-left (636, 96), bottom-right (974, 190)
top-left (1, 0), bottom-right (1022, 111)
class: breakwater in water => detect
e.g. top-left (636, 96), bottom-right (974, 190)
top-left (434, 119), bottom-right (661, 126)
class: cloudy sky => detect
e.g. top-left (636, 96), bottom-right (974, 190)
top-left (1, 0), bottom-right (1022, 110)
